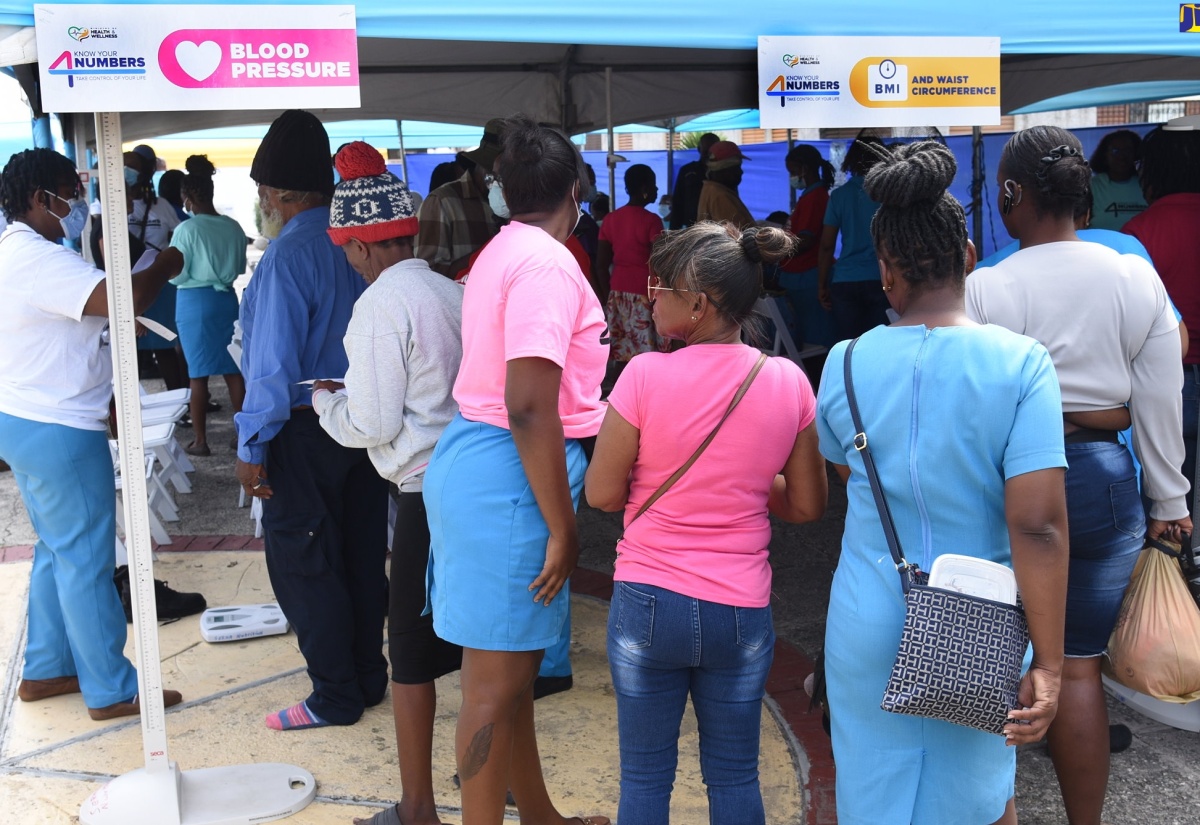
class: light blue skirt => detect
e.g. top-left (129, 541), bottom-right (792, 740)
top-left (175, 286), bottom-right (239, 378)
top-left (423, 414), bottom-right (586, 651)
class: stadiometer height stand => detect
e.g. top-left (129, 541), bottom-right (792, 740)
top-left (79, 112), bottom-right (315, 825)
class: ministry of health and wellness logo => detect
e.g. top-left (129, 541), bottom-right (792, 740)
top-left (1182, 4), bottom-right (1200, 31)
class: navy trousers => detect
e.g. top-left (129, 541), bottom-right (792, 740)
top-left (262, 409), bottom-right (389, 725)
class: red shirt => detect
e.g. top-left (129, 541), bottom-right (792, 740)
top-left (780, 185), bottom-right (830, 273)
top-left (598, 204), bottom-right (665, 294)
top-left (1123, 193), bottom-right (1200, 363)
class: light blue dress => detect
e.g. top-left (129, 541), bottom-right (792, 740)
top-left (815, 324), bottom-right (1066, 825)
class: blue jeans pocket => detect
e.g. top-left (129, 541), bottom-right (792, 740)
top-left (734, 605), bottom-right (773, 652)
top-left (1109, 477), bottom-right (1144, 539)
top-left (613, 582), bottom-right (655, 650)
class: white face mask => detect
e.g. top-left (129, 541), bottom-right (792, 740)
top-left (487, 180), bottom-right (510, 219)
top-left (657, 203), bottom-right (671, 218)
top-left (789, 175), bottom-right (803, 190)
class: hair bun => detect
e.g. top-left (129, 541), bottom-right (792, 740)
top-left (335, 141), bottom-right (387, 181)
top-left (184, 154), bottom-right (215, 178)
top-left (863, 140), bottom-right (956, 208)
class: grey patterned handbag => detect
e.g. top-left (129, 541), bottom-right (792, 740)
top-left (844, 337), bottom-right (1029, 736)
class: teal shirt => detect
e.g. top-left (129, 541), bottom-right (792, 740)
top-left (169, 214), bottom-right (247, 291)
top-left (823, 175), bottom-right (882, 283)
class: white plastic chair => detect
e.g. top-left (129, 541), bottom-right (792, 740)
top-left (139, 386), bottom-right (192, 408)
top-left (142, 422), bottom-right (193, 494)
top-left (140, 403), bottom-right (188, 427)
top-left (112, 450), bottom-right (174, 546)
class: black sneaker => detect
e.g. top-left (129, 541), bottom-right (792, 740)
top-left (1110, 723), bottom-right (1133, 753)
top-left (533, 674), bottom-right (573, 700)
top-left (114, 565), bottom-right (207, 622)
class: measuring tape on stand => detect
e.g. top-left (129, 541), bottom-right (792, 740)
top-left (96, 111), bottom-right (172, 773)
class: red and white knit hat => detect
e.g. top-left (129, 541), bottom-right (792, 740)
top-left (327, 141), bottom-right (419, 245)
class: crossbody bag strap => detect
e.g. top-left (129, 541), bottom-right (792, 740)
top-left (626, 351), bottom-right (769, 528)
top-left (843, 337), bottom-right (917, 592)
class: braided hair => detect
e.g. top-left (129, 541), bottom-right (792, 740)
top-left (1000, 126), bottom-right (1091, 219)
top-left (1139, 125), bottom-right (1200, 202)
top-left (180, 154), bottom-right (217, 206)
top-left (863, 140), bottom-right (967, 294)
top-left (0, 148), bottom-right (79, 222)
top-left (649, 221), bottom-right (795, 334)
top-left (786, 144), bottom-right (835, 189)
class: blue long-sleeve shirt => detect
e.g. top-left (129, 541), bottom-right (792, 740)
top-left (235, 207), bottom-right (366, 465)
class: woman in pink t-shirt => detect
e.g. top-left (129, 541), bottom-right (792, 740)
top-left (423, 116), bottom-right (609, 825)
top-left (585, 223), bottom-right (828, 824)
top-left (595, 164), bottom-right (668, 367)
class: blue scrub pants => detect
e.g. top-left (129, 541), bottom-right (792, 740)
top-left (0, 411), bottom-right (138, 708)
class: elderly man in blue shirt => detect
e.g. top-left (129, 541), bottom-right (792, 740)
top-left (234, 109), bottom-right (389, 731)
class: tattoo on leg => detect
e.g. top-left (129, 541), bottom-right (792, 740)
top-left (460, 723), bottom-right (494, 781)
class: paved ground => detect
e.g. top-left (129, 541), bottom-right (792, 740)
top-left (3, 376), bottom-right (1200, 823)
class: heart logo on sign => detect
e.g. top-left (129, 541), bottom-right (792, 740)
top-left (174, 40), bottom-right (222, 82)
top-left (68, 27), bottom-right (89, 42)
top-left (782, 54), bottom-right (800, 68)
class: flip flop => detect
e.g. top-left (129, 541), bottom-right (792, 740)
top-left (569, 817), bottom-right (610, 825)
top-left (352, 803), bottom-right (402, 825)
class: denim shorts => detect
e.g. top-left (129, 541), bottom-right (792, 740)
top-left (1063, 441), bottom-right (1144, 657)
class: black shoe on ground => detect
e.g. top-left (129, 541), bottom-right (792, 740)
top-left (206, 400), bottom-right (222, 412)
top-left (533, 674), bottom-right (573, 700)
top-left (114, 565), bottom-right (207, 622)
top-left (1110, 723), bottom-right (1133, 753)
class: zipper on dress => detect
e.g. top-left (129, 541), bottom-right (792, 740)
top-left (908, 328), bottom-right (935, 572)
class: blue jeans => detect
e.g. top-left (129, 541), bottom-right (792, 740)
top-left (607, 581), bottom-right (775, 825)
top-left (1064, 441), bottom-right (1145, 657)
top-left (0, 412), bottom-right (138, 707)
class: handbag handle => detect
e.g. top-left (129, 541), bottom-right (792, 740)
top-left (843, 337), bottom-right (920, 592)
top-left (626, 351), bottom-right (769, 528)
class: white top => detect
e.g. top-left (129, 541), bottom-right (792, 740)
top-left (0, 223), bottom-right (111, 430)
top-left (128, 197), bottom-right (180, 253)
top-left (966, 240), bottom-right (1188, 520)
top-left (312, 257), bottom-right (464, 492)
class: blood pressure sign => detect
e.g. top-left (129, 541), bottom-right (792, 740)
top-left (35, 4), bottom-right (359, 113)
top-left (758, 36), bottom-right (1000, 129)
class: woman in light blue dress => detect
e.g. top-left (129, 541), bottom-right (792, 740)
top-left (815, 142), bottom-right (1070, 824)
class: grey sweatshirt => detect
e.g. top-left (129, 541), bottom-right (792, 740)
top-left (313, 257), bottom-right (463, 491)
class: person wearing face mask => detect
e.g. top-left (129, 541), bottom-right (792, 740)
top-left (309, 141), bottom-right (465, 825)
top-left (778, 144), bottom-right (838, 350)
top-left (415, 118), bottom-right (505, 278)
top-left (123, 145), bottom-right (187, 391)
top-left (0, 148), bottom-right (186, 721)
top-left (167, 155), bottom-right (247, 456)
top-left (697, 141), bottom-right (755, 228)
top-left (236, 110), bottom-right (389, 734)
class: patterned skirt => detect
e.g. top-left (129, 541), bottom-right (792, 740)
top-left (606, 290), bottom-right (671, 363)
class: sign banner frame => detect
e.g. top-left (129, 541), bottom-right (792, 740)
top-left (34, 4), bottom-right (360, 113)
top-left (758, 36), bottom-right (1000, 129)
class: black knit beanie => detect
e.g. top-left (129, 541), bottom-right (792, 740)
top-left (250, 110), bottom-right (334, 197)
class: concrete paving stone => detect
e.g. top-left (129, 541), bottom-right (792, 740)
top-left (1, 555), bottom-right (802, 824)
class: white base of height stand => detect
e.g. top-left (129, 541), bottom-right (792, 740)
top-left (81, 762), bottom-right (316, 825)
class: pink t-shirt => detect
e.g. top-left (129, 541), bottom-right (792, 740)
top-left (608, 344), bottom-right (816, 607)
top-left (454, 221), bottom-right (608, 437)
top-left (598, 204), bottom-right (665, 294)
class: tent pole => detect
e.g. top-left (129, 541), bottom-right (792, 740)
top-left (788, 128), bottom-right (796, 210)
top-left (395, 119), bottom-right (409, 185)
top-left (971, 125), bottom-right (983, 254)
top-left (606, 66), bottom-right (616, 210)
top-left (667, 117), bottom-right (676, 189)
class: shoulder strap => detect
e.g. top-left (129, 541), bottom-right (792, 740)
top-left (843, 337), bottom-right (918, 592)
top-left (626, 351), bottom-right (769, 527)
